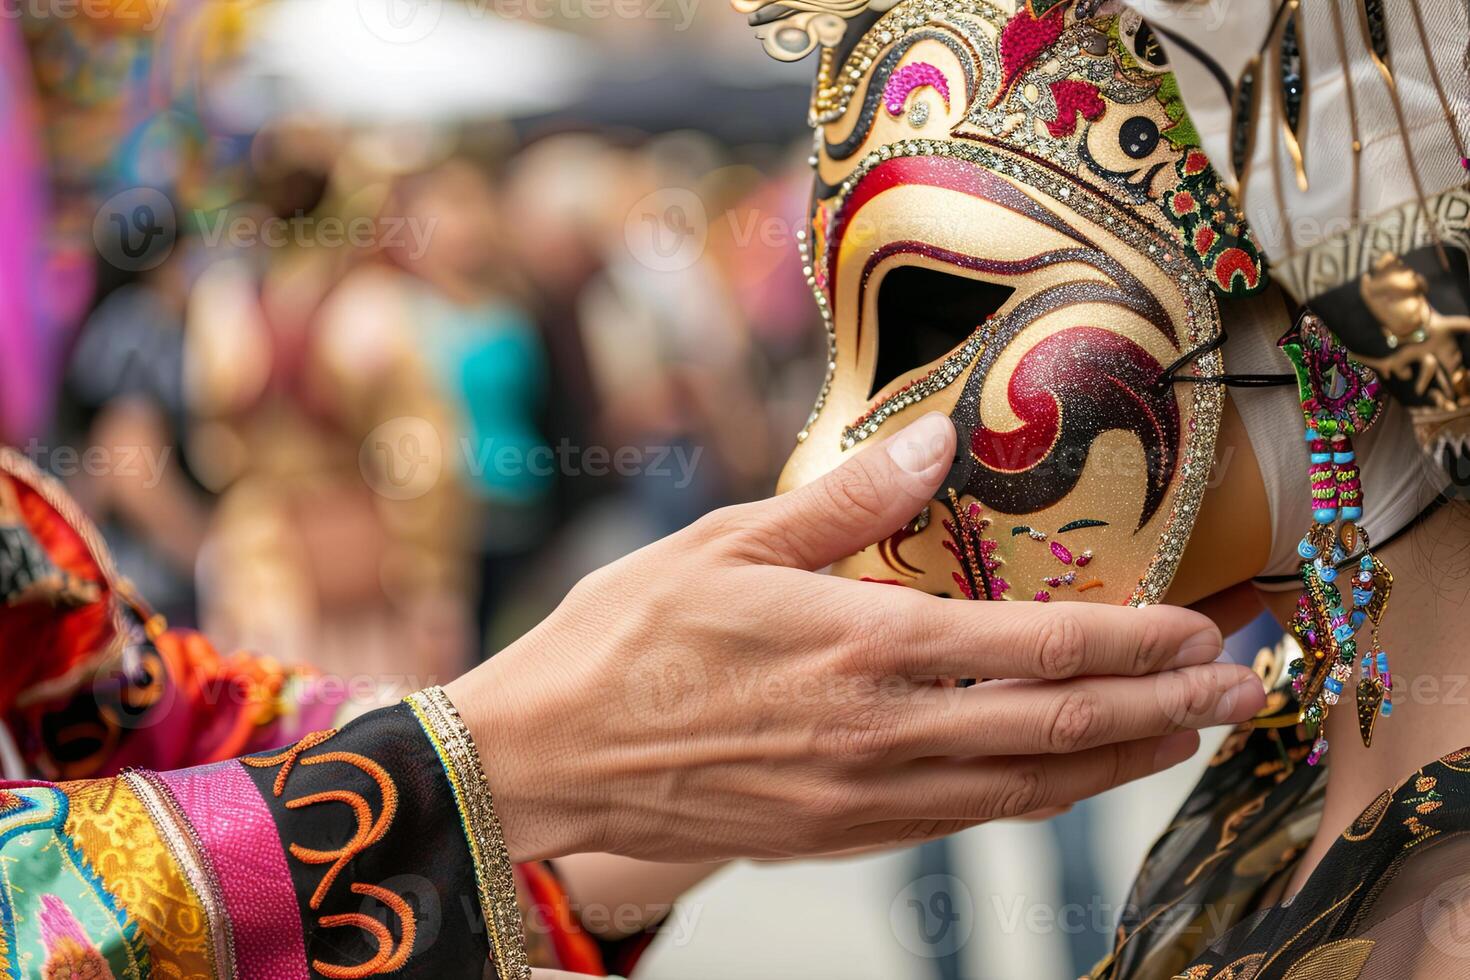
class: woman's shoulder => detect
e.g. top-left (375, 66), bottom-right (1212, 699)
top-left (1096, 729), bottom-right (1470, 980)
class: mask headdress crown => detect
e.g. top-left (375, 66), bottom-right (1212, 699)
top-left (739, 0), bottom-right (1266, 300)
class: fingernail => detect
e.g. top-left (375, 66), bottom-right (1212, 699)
top-left (1153, 730), bottom-right (1198, 769)
top-left (1169, 626), bottom-right (1224, 668)
top-left (887, 413), bottom-right (953, 475)
top-left (1213, 677), bottom-right (1262, 725)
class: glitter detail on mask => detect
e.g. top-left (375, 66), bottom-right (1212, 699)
top-left (963, 326), bottom-right (1181, 527)
top-left (825, 29), bottom-right (977, 160)
top-left (842, 319), bottom-right (996, 450)
top-left (941, 491), bottom-right (1008, 600)
top-left (803, 0), bottom-right (1266, 296)
top-left (885, 62), bottom-right (951, 117)
top-left (829, 154), bottom-right (1181, 452)
top-left (1057, 519), bottom-right (1108, 533)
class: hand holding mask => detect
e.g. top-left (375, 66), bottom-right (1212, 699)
top-left (447, 414), bottom-right (1263, 863)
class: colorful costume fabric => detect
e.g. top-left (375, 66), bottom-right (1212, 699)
top-left (0, 448), bottom-right (631, 978)
top-left (1091, 643), bottom-right (1470, 980)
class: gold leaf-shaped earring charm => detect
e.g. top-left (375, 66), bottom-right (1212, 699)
top-left (1357, 676), bottom-right (1386, 747)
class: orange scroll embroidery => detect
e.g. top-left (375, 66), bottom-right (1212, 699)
top-left (244, 730), bottom-right (415, 978)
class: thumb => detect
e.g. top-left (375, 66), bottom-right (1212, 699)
top-left (754, 412), bottom-right (956, 571)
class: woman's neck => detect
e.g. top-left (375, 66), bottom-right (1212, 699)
top-left (1260, 500), bottom-right (1470, 895)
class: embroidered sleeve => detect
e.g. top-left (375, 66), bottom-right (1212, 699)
top-left (0, 457), bottom-right (576, 977)
top-left (402, 691), bottom-right (661, 977)
top-left (0, 698), bottom-right (535, 979)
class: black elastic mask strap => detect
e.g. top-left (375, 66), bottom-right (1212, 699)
top-left (1158, 330), bottom-right (1297, 388)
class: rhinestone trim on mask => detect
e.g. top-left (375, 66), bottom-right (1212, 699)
top-left (842, 321), bottom-right (996, 448)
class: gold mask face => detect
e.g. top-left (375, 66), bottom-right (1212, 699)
top-left (765, 0), bottom-right (1266, 604)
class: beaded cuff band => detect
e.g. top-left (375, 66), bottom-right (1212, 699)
top-left (405, 686), bottom-right (530, 980)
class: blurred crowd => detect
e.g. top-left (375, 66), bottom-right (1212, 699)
top-left (1, 0), bottom-right (824, 688)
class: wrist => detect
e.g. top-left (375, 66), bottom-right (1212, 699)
top-left (442, 652), bottom-right (600, 862)
top-left (406, 685), bottom-right (532, 980)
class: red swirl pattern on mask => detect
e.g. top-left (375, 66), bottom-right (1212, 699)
top-left (968, 326), bottom-right (1179, 528)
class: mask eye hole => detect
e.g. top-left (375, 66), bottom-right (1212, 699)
top-left (870, 264), bottom-right (1015, 400)
top-left (1119, 116), bottom-right (1160, 159)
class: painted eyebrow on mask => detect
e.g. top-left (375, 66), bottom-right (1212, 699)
top-left (1057, 519), bottom-right (1109, 533)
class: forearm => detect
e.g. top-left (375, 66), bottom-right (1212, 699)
top-left (550, 853), bottom-right (726, 940)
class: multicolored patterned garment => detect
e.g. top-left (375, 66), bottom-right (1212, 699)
top-left (1092, 646), bottom-right (1470, 980)
top-left (0, 447), bottom-right (635, 979)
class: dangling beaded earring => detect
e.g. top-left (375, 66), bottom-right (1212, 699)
top-left (1279, 311), bottom-right (1393, 764)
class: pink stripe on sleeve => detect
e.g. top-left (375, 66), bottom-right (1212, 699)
top-left (160, 760), bottom-right (310, 980)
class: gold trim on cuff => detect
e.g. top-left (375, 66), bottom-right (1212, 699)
top-left (406, 687), bottom-right (530, 980)
top-left (123, 769), bottom-right (237, 979)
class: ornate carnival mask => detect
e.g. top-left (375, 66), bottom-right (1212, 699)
top-left (747, 0), bottom-right (1266, 603)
